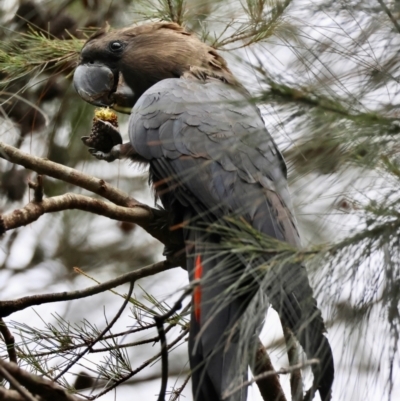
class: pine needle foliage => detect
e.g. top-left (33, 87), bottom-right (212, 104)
top-left (1, 0), bottom-right (400, 400)
top-left (0, 29), bottom-right (82, 86)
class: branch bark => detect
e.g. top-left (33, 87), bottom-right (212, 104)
top-left (1, 193), bottom-right (151, 233)
top-left (0, 141), bottom-right (137, 207)
top-left (0, 387), bottom-right (34, 401)
top-left (225, 359), bottom-right (319, 400)
top-left (0, 359), bottom-right (83, 401)
top-left (0, 318), bottom-right (17, 363)
top-left (0, 364), bottom-right (37, 401)
top-left (283, 326), bottom-right (303, 401)
top-left (0, 141), bottom-right (179, 247)
top-left (252, 339), bottom-right (287, 401)
top-left (0, 260), bottom-right (174, 318)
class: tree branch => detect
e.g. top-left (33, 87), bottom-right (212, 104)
top-left (0, 141), bottom-right (136, 207)
top-left (0, 318), bottom-right (17, 363)
top-left (0, 260), bottom-right (174, 318)
top-left (169, 374), bottom-right (191, 401)
top-left (0, 193), bottom-right (152, 233)
top-left (283, 326), bottom-right (303, 401)
top-left (91, 328), bottom-right (189, 399)
top-left (0, 364), bottom-right (37, 401)
top-left (0, 387), bottom-right (34, 401)
top-left (0, 140), bottom-right (178, 247)
top-left (224, 359), bottom-right (320, 400)
top-left (154, 286), bottom-right (194, 401)
top-left (376, 0), bottom-right (400, 34)
top-left (54, 280), bottom-right (135, 380)
top-left (0, 359), bottom-right (83, 401)
top-left (252, 339), bottom-right (287, 401)
top-left (27, 174), bottom-right (44, 202)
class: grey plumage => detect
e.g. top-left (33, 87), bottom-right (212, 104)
top-left (130, 78), bottom-right (333, 401)
top-left (73, 22), bottom-right (334, 401)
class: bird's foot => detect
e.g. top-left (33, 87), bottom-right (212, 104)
top-left (88, 144), bottom-right (122, 162)
top-left (81, 119), bottom-right (123, 159)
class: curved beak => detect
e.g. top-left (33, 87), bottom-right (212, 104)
top-left (73, 63), bottom-right (136, 112)
top-left (73, 63), bottom-right (116, 107)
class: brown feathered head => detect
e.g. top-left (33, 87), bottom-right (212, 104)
top-left (73, 22), bottom-right (237, 112)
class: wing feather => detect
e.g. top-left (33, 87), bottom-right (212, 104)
top-left (129, 78), bottom-right (333, 400)
top-left (130, 78), bottom-right (299, 245)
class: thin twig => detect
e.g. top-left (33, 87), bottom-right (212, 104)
top-left (223, 359), bottom-right (320, 399)
top-left (92, 323), bottom-right (176, 352)
top-left (376, 0), bottom-right (400, 34)
top-left (28, 174), bottom-right (43, 202)
top-left (169, 373), bottom-right (191, 401)
top-left (117, 369), bottom-right (191, 387)
top-left (154, 286), bottom-right (195, 401)
top-left (0, 260), bottom-right (173, 318)
top-left (90, 328), bottom-right (189, 399)
top-left (31, 322), bottom-right (160, 357)
top-left (53, 279), bottom-right (134, 380)
top-left (283, 326), bottom-right (303, 401)
top-left (0, 318), bottom-right (17, 363)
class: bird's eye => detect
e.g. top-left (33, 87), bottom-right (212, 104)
top-left (109, 41), bottom-right (123, 52)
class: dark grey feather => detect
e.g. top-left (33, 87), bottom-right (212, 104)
top-left (129, 77), bottom-right (333, 401)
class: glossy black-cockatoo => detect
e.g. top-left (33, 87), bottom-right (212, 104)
top-left (73, 22), bottom-right (334, 401)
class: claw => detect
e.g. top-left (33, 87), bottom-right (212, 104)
top-left (81, 136), bottom-right (91, 146)
top-left (87, 144), bottom-right (122, 162)
top-left (88, 149), bottom-right (109, 161)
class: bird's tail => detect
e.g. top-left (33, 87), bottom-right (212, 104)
top-left (261, 261), bottom-right (335, 401)
top-left (187, 229), bottom-right (253, 401)
top-left (186, 228), bottom-right (334, 401)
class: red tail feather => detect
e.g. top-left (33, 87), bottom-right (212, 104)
top-left (194, 255), bottom-right (203, 323)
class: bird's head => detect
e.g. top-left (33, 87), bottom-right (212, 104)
top-left (73, 22), bottom-right (237, 113)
